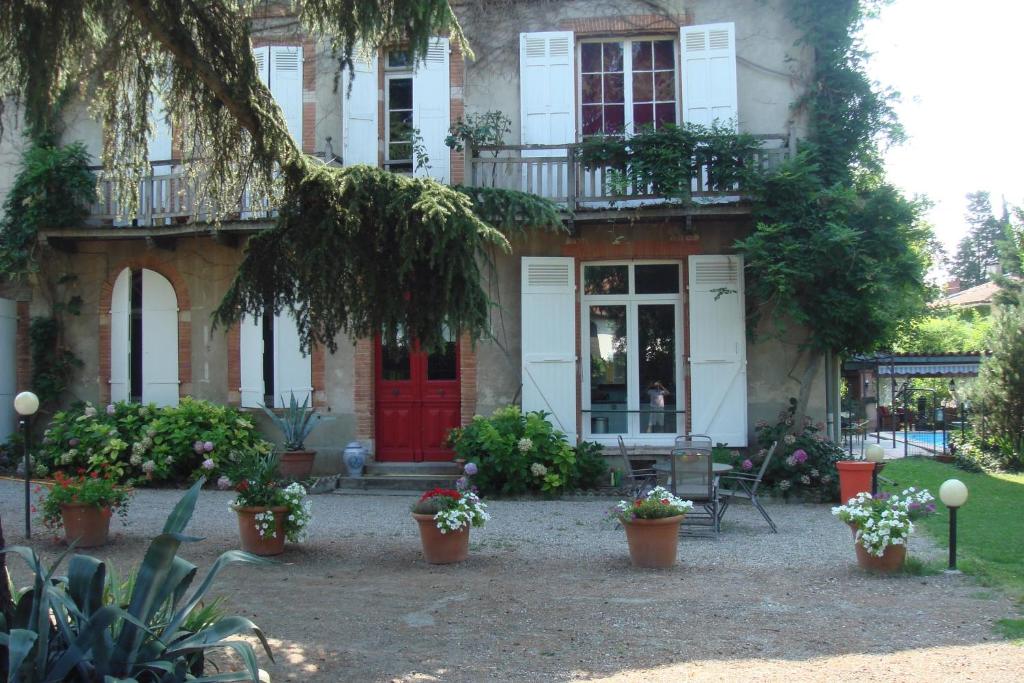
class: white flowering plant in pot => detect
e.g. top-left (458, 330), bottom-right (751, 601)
top-left (226, 451), bottom-right (313, 542)
top-left (410, 487), bottom-right (490, 534)
top-left (831, 487), bottom-right (936, 557)
top-left (607, 486), bottom-right (694, 525)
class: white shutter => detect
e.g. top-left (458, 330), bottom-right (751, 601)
top-left (520, 32), bottom-right (575, 146)
top-left (342, 47), bottom-right (380, 166)
top-left (0, 298), bottom-right (17, 442)
top-left (239, 314), bottom-right (264, 408)
top-left (413, 38), bottom-right (451, 183)
top-left (274, 308), bottom-right (312, 406)
top-left (109, 269), bottom-right (131, 403)
top-left (688, 255), bottom-right (747, 446)
top-left (521, 257), bottom-right (577, 441)
top-left (141, 269), bottom-right (179, 407)
top-left (270, 46), bottom-right (303, 144)
top-left (253, 46), bottom-right (270, 85)
top-left (680, 23), bottom-right (738, 128)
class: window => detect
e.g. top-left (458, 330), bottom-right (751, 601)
top-left (582, 262), bottom-right (683, 442)
top-left (385, 49), bottom-right (414, 173)
top-left (110, 268), bottom-right (179, 407)
top-left (580, 38), bottom-right (677, 136)
top-left (239, 306), bottom-right (312, 409)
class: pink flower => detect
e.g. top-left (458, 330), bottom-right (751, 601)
top-left (193, 441), bottom-right (204, 454)
top-left (201, 458), bottom-right (215, 470)
top-left (791, 449), bottom-right (808, 464)
top-left (68, 438), bottom-right (79, 447)
top-left (216, 475), bottom-right (232, 490)
top-left (742, 459), bottom-right (754, 471)
top-left (203, 441), bottom-right (214, 452)
top-left (106, 404), bottom-right (116, 415)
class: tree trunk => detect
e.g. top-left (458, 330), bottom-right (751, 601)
top-left (792, 347), bottom-right (824, 430)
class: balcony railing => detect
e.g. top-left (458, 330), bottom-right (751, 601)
top-left (466, 135), bottom-right (791, 211)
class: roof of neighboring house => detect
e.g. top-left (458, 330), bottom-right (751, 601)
top-left (936, 280), bottom-right (1001, 308)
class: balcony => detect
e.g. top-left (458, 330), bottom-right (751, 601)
top-left (466, 134), bottom-right (792, 218)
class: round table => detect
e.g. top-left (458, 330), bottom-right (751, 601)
top-left (651, 461), bottom-right (734, 475)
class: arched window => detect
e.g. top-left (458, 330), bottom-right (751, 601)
top-left (110, 268), bottom-right (179, 406)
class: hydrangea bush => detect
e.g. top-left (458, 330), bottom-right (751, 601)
top-left (38, 398), bottom-right (272, 484)
top-left (608, 486), bottom-right (693, 524)
top-left (448, 406), bottom-right (607, 495)
top-left (831, 487), bottom-right (937, 556)
top-left (411, 487), bottom-right (490, 533)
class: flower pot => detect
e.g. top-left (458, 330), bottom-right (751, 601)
top-left (854, 541), bottom-right (906, 573)
top-left (234, 506), bottom-right (288, 556)
top-left (837, 461), bottom-right (875, 503)
top-left (622, 515), bottom-right (684, 568)
top-left (278, 450), bottom-right (315, 479)
top-left (60, 504), bottom-right (111, 548)
top-left (412, 512), bottom-right (470, 564)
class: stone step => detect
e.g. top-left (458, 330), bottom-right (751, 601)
top-left (336, 472), bottom-right (460, 491)
top-left (363, 462), bottom-right (464, 477)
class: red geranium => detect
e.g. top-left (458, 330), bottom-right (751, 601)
top-left (419, 488), bottom-right (462, 503)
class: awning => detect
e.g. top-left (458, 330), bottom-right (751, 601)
top-left (877, 364), bottom-right (979, 377)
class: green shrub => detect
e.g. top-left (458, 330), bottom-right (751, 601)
top-left (449, 406), bottom-right (606, 495)
top-left (950, 432), bottom-right (1008, 473)
top-left (38, 398), bottom-right (270, 483)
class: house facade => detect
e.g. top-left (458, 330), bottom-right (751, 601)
top-left (0, 0), bottom-right (829, 465)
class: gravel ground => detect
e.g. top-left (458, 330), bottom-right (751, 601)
top-left (2, 480), bottom-right (1020, 682)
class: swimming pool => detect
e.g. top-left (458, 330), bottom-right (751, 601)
top-left (904, 431), bottom-right (948, 450)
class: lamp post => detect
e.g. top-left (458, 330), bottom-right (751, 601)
top-left (865, 442), bottom-right (885, 494)
top-left (939, 478), bottom-right (969, 573)
top-left (13, 391), bottom-right (40, 538)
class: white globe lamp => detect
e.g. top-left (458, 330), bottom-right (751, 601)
top-left (13, 390), bottom-right (40, 538)
top-left (939, 478), bottom-right (968, 572)
top-left (864, 443), bottom-right (885, 463)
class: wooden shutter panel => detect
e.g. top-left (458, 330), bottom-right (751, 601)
top-left (253, 46), bottom-right (270, 84)
top-left (0, 298), bottom-right (17, 442)
top-left (239, 314), bottom-right (264, 408)
top-left (413, 37), bottom-right (451, 182)
top-left (521, 257), bottom-right (577, 441)
top-left (109, 269), bottom-right (131, 403)
top-left (688, 255), bottom-right (747, 446)
top-left (342, 47), bottom-right (379, 166)
top-left (680, 23), bottom-right (738, 128)
top-left (273, 308), bottom-right (312, 406)
top-left (520, 32), bottom-right (575, 146)
top-left (141, 269), bottom-right (180, 407)
top-left (270, 46), bottom-right (303, 145)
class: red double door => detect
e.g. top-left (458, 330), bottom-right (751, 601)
top-left (374, 334), bottom-right (460, 461)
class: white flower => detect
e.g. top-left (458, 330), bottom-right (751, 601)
top-left (784, 434), bottom-right (796, 445)
top-left (517, 437), bottom-right (533, 453)
top-left (142, 460), bottom-right (156, 474)
top-left (530, 462), bottom-right (547, 477)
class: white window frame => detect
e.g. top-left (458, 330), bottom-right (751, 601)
top-left (580, 260), bottom-right (685, 446)
top-left (577, 36), bottom-right (681, 137)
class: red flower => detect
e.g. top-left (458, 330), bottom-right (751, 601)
top-left (634, 499), bottom-right (643, 506)
top-left (30, 505), bottom-right (37, 513)
top-left (419, 487), bottom-right (462, 502)
top-left (77, 468), bottom-right (86, 474)
top-left (90, 471), bottom-right (99, 479)
top-left (236, 480), bottom-right (249, 492)
top-left (660, 499), bottom-right (669, 505)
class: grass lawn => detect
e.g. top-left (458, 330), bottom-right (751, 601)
top-left (882, 457), bottom-right (1024, 641)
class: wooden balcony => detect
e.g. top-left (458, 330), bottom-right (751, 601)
top-left (466, 134), bottom-right (792, 218)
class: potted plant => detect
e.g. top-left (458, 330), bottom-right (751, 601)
top-left (39, 469), bottom-right (132, 547)
top-left (831, 487), bottom-right (937, 573)
top-left (261, 392), bottom-right (325, 479)
top-left (227, 450), bottom-right (312, 556)
top-left (608, 486), bottom-right (693, 568)
top-left (410, 486), bottom-right (489, 564)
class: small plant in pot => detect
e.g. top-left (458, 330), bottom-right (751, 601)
top-left (831, 487), bottom-right (937, 573)
top-left (410, 483), bottom-right (490, 564)
top-left (608, 486), bottom-right (693, 569)
top-left (39, 468), bottom-right (132, 547)
top-left (260, 392), bottom-right (326, 479)
top-left (226, 449), bottom-right (312, 556)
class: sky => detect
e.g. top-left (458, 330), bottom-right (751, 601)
top-left (861, 0), bottom-right (1024, 273)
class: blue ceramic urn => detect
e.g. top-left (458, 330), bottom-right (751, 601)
top-left (343, 441), bottom-right (366, 478)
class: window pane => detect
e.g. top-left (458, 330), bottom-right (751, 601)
top-left (388, 78), bottom-right (412, 110)
top-left (603, 43), bottom-right (624, 72)
top-left (633, 72), bottom-right (653, 101)
top-left (381, 331), bottom-right (410, 380)
top-left (632, 41), bottom-right (653, 70)
top-left (389, 142), bottom-right (412, 160)
top-left (388, 50), bottom-right (412, 68)
top-left (603, 73), bottom-right (624, 103)
top-left (581, 43), bottom-right (602, 73)
top-left (582, 105), bottom-right (603, 136)
top-left (427, 341), bottom-right (457, 380)
top-left (603, 104), bottom-right (624, 133)
top-left (389, 111), bottom-right (413, 141)
top-left (638, 304), bottom-right (677, 434)
top-left (655, 103), bottom-right (677, 127)
top-left (581, 73), bottom-right (602, 104)
top-left (590, 305), bottom-right (628, 435)
top-left (584, 265), bottom-right (628, 295)
top-left (655, 71), bottom-right (675, 101)
top-left (633, 103), bottom-right (654, 129)
top-left (635, 264), bottom-right (680, 294)
top-left (653, 40), bottom-right (675, 70)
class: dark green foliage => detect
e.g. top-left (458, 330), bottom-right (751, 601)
top-left (576, 123), bottom-right (760, 202)
top-left (951, 192), bottom-right (1012, 288)
top-left (949, 432), bottom-right (1001, 473)
top-left (0, 139), bottom-right (95, 278)
top-left (570, 440), bottom-right (610, 491)
top-left (0, 480), bottom-right (273, 682)
top-left (445, 110), bottom-right (511, 152)
top-left (28, 316), bottom-right (82, 406)
top-left (969, 302), bottom-right (1024, 469)
top-left (454, 185), bottom-right (564, 237)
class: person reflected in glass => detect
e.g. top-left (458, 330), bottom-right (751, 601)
top-left (647, 380), bottom-right (670, 433)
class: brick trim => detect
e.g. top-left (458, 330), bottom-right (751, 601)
top-left (559, 13), bottom-right (689, 36)
top-left (97, 259), bottom-right (192, 403)
top-left (354, 338), bottom-right (374, 444)
top-left (449, 42), bottom-right (466, 184)
top-left (311, 344), bottom-right (326, 408)
top-left (459, 334), bottom-right (477, 425)
top-left (15, 301), bottom-right (30, 393)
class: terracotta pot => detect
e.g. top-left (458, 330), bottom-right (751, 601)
top-left (278, 450), bottom-right (316, 479)
top-left (234, 506), bottom-right (288, 556)
top-left (412, 513), bottom-right (470, 564)
top-left (855, 541), bottom-right (907, 573)
top-left (60, 504), bottom-right (112, 548)
top-left (837, 461), bottom-right (875, 504)
top-left (622, 515), bottom-right (684, 568)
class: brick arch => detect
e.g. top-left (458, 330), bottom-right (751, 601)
top-left (98, 258), bottom-right (192, 403)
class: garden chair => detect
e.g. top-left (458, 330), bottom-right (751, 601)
top-left (717, 440), bottom-right (779, 533)
top-left (616, 435), bottom-right (658, 497)
top-left (669, 434), bottom-right (719, 535)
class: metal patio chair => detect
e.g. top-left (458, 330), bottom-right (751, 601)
top-left (669, 434), bottom-right (719, 535)
top-left (616, 435), bottom-right (658, 498)
top-left (717, 440), bottom-right (779, 533)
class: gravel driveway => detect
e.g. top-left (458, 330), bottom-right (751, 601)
top-left (1, 481), bottom-right (1020, 681)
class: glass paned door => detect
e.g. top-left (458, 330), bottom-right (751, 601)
top-left (588, 305), bottom-right (628, 434)
top-left (638, 304), bottom-right (677, 433)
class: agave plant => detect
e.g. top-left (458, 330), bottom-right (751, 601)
top-left (0, 479), bottom-right (273, 682)
top-left (259, 392), bottom-right (323, 451)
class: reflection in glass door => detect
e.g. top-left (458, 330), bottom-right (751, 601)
top-left (589, 305), bottom-right (627, 434)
